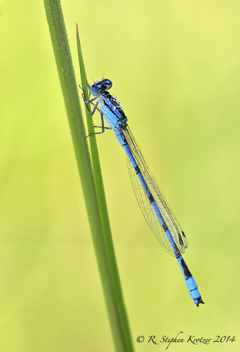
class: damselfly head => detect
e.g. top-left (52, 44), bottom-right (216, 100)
top-left (90, 79), bottom-right (112, 96)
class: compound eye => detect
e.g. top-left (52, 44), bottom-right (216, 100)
top-left (90, 83), bottom-right (101, 96)
top-left (102, 79), bottom-right (112, 90)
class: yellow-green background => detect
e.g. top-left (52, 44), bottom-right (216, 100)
top-left (1, 0), bottom-right (240, 351)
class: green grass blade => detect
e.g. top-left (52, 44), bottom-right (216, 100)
top-left (76, 26), bottom-right (134, 352)
top-left (43, 1), bottom-right (134, 351)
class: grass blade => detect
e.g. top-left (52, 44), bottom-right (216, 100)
top-left (43, 0), bottom-right (134, 350)
top-left (76, 25), bottom-right (134, 352)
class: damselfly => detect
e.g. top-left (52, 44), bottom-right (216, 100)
top-left (83, 79), bottom-right (204, 306)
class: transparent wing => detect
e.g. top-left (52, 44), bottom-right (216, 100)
top-left (124, 126), bottom-right (188, 256)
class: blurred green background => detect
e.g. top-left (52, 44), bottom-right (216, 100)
top-left (1, 0), bottom-right (240, 351)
